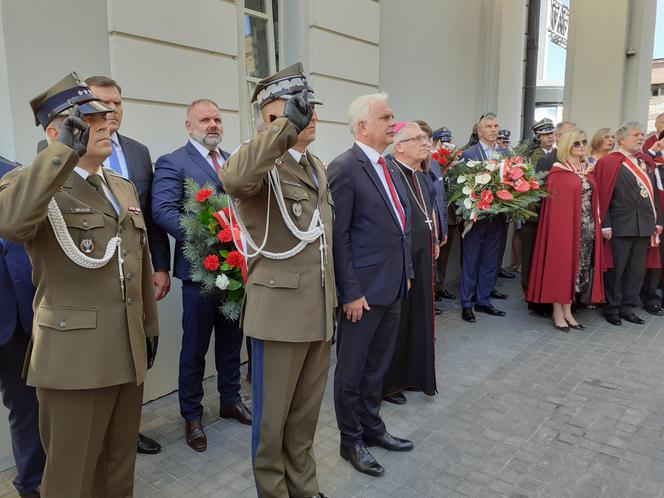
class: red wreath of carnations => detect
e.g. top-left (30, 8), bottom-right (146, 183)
top-left (204, 254), bottom-right (220, 271)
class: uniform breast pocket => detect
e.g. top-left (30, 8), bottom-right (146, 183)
top-left (38, 305), bottom-right (97, 331)
top-left (281, 184), bottom-right (310, 222)
top-left (130, 215), bottom-right (148, 254)
top-left (61, 212), bottom-right (105, 255)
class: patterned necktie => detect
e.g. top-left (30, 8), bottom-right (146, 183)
top-left (378, 156), bottom-right (406, 229)
top-left (210, 150), bottom-right (223, 175)
top-left (86, 174), bottom-right (117, 215)
top-left (108, 141), bottom-right (122, 175)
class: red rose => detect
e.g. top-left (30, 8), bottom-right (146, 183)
top-left (217, 227), bottom-right (233, 243)
top-left (204, 254), bottom-right (220, 271)
top-left (496, 189), bottom-right (514, 201)
top-left (197, 189), bottom-right (213, 202)
top-left (530, 179), bottom-right (540, 190)
top-left (226, 250), bottom-right (244, 269)
top-left (432, 152), bottom-right (440, 161)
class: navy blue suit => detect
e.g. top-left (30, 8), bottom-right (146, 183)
top-left (460, 143), bottom-right (509, 308)
top-left (0, 160), bottom-right (45, 496)
top-left (329, 143), bottom-right (413, 446)
top-left (152, 141), bottom-right (242, 420)
top-left (426, 159), bottom-right (448, 240)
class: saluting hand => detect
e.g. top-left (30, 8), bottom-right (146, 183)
top-left (283, 89), bottom-right (313, 133)
top-left (58, 105), bottom-right (89, 157)
top-left (651, 138), bottom-right (664, 153)
top-left (343, 296), bottom-right (370, 323)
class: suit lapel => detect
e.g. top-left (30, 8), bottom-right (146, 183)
top-left (104, 171), bottom-right (130, 224)
top-left (353, 145), bottom-right (402, 230)
top-left (63, 171), bottom-right (118, 219)
top-left (186, 141), bottom-right (222, 186)
top-left (117, 134), bottom-right (136, 181)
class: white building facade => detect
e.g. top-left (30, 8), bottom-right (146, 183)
top-left (0, 0), bottom-right (658, 469)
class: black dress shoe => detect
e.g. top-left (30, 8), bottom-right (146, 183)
top-left (441, 288), bottom-right (456, 300)
top-left (384, 392), bottom-right (406, 405)
top-left (605, 315), bottom-right (622, 326)
top-left (620, 312), bottom-right (645, 324)
top-left (462, 307), bottom-right (476, 322)
top-left (474, 304), bottom-right (505, 316)
top-left (137, 433), bottom-right (161, 455)
top-left (220, 401), bottom-right (252, 425)
top-left (644, 305), bottom-right (664, 316)
top-left (364, 431), bottom-right (414, 452)
top-left (490, 289), bottom-right (508, 299)
top-left (553, 321), bottom-right (569, 333)
top-left (340, 442), bottom-right (384, 477)
top-left (498, 268), bottom-right (516, 279)
top-left (568, 322), bottom-right (585, 330)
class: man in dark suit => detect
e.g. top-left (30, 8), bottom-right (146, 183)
top-left (596, 122), bottom-right (664, 325)
top-left (329, 93), bottom-right (414, 478)
top-left (152, 99), bottom-right (251, 453)
top-left (85, 75), bottom-right (171, 455)
top-left (460, 113), bottom-right (509, 322)
top-left (0, 157), bottom-right (44, 498)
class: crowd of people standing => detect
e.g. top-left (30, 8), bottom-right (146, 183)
top-left (0, 60), bottom-right (664, 498)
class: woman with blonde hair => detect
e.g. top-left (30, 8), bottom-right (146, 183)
top-left (586, 128), bottom-right (615, 168)
top-left (528, 129), bottom-right (604, 331)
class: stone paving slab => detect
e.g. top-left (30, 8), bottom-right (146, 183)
top-left (3, 277), bottom-right (664, 497)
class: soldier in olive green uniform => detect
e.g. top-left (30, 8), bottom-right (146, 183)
top-left (221, 63), bottom-right (335, 498)
top-left (0, 73), bottom-right (159, 498)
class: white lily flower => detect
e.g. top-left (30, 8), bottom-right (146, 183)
top-left (215, 274), bottom-right (230, 290)
top-left (475, 173), bottom-right (491, 185)
top-left (463, 197), bottom-right (473, 209)
top-left (466, 160), bottom-right (478, 168)
top-left (462, 185), bottom-right (472, 195)
top-left (457, 175), bottom-right (466, 183)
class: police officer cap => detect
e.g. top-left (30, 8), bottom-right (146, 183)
top-left (250, 62), bottom-right (322, 109)
top-left (498, 129), bottom-right (511, 141)
top-left (531, 118), bottom-right (555, 136)
top-left (29, 72), bottom-right (113, 129)
top-left (432, 126), bottom-right (453, 142)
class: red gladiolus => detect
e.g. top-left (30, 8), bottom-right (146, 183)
top-left (204, 254), bottom-right (220, 271)
top-left (496, 189), bottom-right (513, 201)
top-left (217, 227), bottom-right (233, 243)
top-left (530, 179), bottom-right (540, 190)
top-left (197, 189), bottom-right (213, 202)
top-left (226, 250), bottom-right (244, 269)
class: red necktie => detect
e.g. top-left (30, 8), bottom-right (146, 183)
top-left (378, 156), bottom-right (406, 229)
top-left (210, 150), bottom-right (222, 175)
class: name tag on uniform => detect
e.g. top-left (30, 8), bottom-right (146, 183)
top-left (69, 207), bottom-right (93, 213)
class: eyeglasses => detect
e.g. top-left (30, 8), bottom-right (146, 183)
top-left (573, 139), bottom-right (588, 147)
top-left (398, 135), bottom-right (431, 145)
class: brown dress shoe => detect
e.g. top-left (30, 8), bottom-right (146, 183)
top-left (220, 401), bottom-right (252, 425)
top-left (185, 419), bottom-right (207, 452)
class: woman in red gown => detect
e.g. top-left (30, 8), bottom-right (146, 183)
top-left (527, 129), bottom-right (604, 331)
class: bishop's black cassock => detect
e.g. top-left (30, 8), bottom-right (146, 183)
top-left (383, 158), bottom-right (437, 397)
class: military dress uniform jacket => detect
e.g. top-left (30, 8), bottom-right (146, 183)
top-left (0, 143), bottom-right (159, 390)
top-left (220, 118), bottom-right (336, 343)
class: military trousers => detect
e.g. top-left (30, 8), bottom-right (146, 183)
top-left (251, 338), bottom-right (330, 498)
top-left (36, 381), bottom-right (143, 498)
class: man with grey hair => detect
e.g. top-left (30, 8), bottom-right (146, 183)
top-left (595, 121), bottom-right (664, 325)
top-left (152, 99), bottom-right (251, 453)
top-left (329, 93), bottom-right (415, 477)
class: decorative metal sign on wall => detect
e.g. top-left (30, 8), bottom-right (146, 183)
top-left (548, 0), bottom-right (569, 49)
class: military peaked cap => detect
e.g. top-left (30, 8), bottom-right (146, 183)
top-left (250, 62), bottom-right (322, 109)
top-left (531, 118), bottom-right (555, 136)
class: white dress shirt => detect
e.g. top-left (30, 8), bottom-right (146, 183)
top-left (189, 138), bottom-right (224, 172)
top-left (479, 140), bottom-right (501, 160)
top-left (355, 141), bottom-right (404, 230)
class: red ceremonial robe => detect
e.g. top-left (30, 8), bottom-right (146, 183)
top-left (594, 151), bottom-right (661, 270)
top-left (643, 133), bottom-right (664, 166)
top-left (527, 164), bottom-right (604, 304)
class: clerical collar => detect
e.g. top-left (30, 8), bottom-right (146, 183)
top-left (288, 148), bottom-right (306, 163)
top-left (394, 158), bottom-right (418, 173)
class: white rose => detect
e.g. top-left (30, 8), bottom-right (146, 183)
top-left (464, 198), bottom-right (473, 209)
top-left (475, 173), bottom-right (492, 185)
top-left (215, 274), bottom-right (230, 290)
top-left (457, 175), bottom-right (466, 183)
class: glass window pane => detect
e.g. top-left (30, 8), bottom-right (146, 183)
top-left (245, 15), bottom-right (270, 79)
top-left (245, 0), bottom-right (265, 13)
